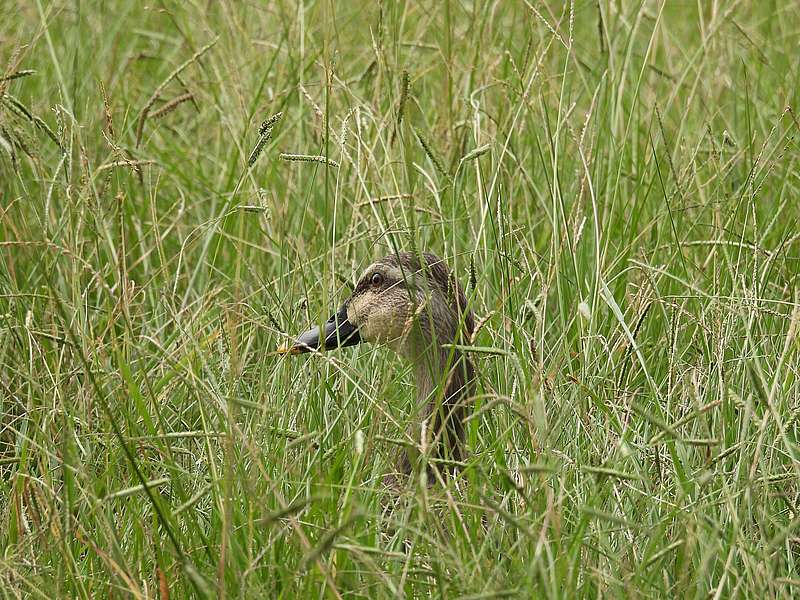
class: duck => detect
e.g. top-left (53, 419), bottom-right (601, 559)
top-left (279, 251), bottom-right (475, 488)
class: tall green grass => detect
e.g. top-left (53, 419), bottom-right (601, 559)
top-left (1, 1), bottom-right (799, 597)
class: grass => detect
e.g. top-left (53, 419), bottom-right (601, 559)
top-left (1, 0), bottom-right (799, 597)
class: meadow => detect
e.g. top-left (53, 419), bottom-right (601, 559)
top-left (1, 0), bottom-right (800, 597)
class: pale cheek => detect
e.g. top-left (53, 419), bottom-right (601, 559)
top-left (347, 302), bottom-right (377, 341)
top-left (367, 311), bottom-right (402, 342)
top-left (360, 305), bottom-right (410, 344)
top-left (346, 304), bottom-right (362, 330)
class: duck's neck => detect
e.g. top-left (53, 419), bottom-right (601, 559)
top-left (394, 344), bottom-right (475, 478)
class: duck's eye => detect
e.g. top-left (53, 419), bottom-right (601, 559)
top-left (370, 272), bottom-right (384, 287)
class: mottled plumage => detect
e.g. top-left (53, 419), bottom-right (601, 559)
top-left (282, 251), bottom-right (475, 487)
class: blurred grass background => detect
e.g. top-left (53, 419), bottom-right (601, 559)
top-left (1, 0), bottom-right (800, 597)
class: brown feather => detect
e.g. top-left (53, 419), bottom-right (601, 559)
top-left (369, 252), bottom-right (475, 485)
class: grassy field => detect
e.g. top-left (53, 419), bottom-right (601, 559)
top-left (2, 0), bottom-right (800, 597)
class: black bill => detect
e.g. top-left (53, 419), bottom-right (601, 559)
top-left (278, 304), bottom-right (360, 354)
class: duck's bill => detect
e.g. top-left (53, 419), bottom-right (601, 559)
top-left (277, 304), bottom-right (361, 354)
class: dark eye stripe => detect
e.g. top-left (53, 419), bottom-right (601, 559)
top-left (352, 272), bottom-right (404, 297)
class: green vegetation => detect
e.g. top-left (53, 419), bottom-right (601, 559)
top-left (2, 1), bottom-right (799, 597)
